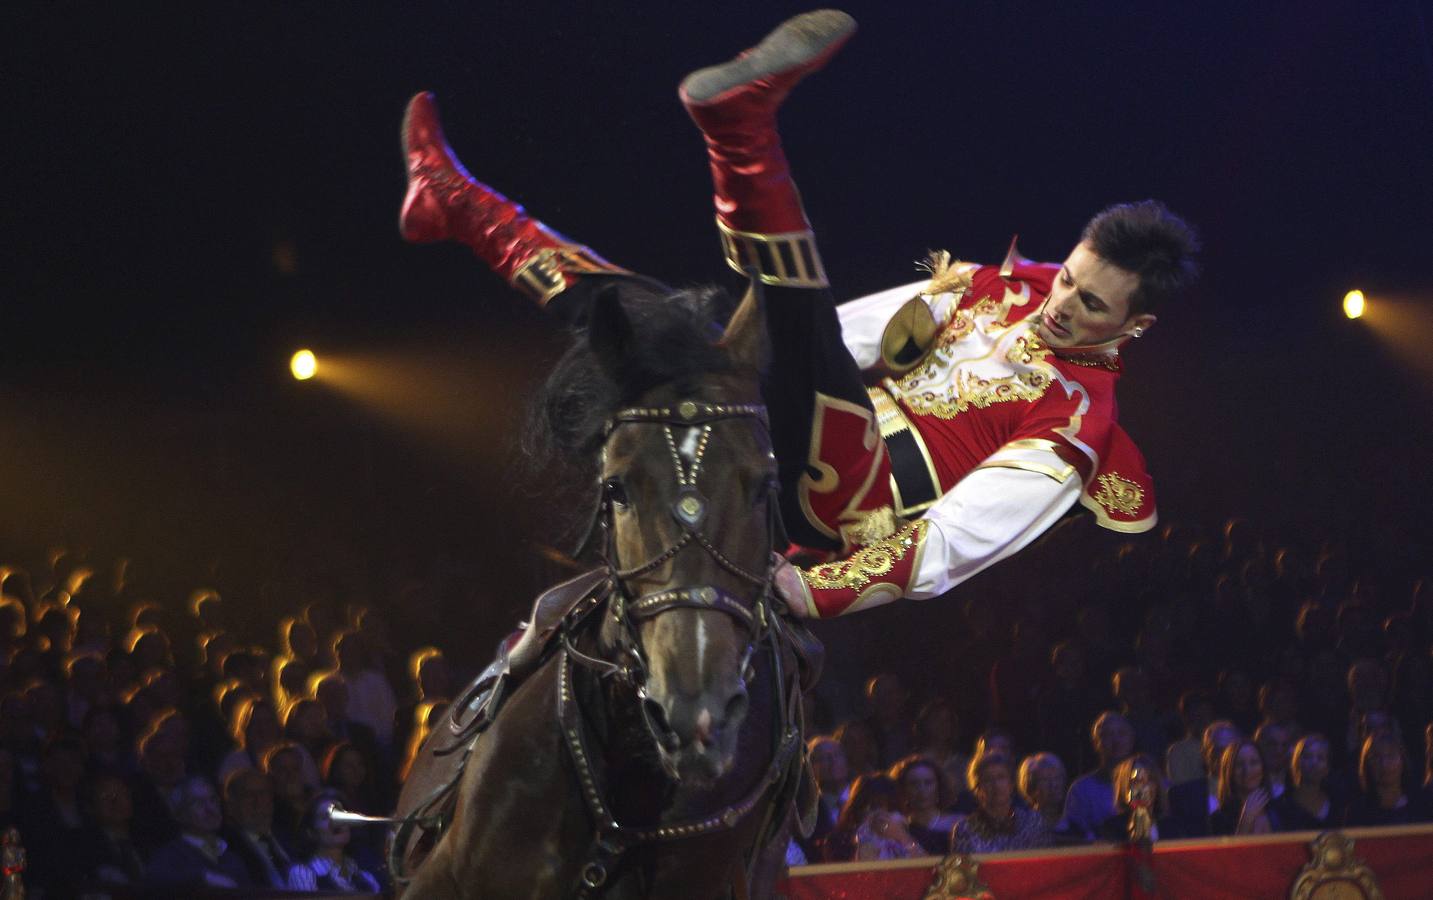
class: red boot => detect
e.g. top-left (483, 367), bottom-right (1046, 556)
top-left (679, 10), bottom-right (856, 288)
top-left (400, 92), bottom-right (627, 307)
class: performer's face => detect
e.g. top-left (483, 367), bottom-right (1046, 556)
top-left (1036, 242), bottom-right (1155, 348)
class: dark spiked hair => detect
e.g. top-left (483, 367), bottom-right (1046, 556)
top-left (1081, 200), bottom-right (1200, 314)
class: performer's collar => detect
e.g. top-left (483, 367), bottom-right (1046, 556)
top-left (1029, 326), bottom-right (1126, 371)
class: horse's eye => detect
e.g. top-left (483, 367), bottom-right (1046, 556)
top-left (604, 477), bottom-right (630, 508)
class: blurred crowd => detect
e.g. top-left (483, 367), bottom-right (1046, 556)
top-left (792, 519), bottom-right (1433, 863)
top-left (0, 554), bottom-right (456, 897)
top-left (4, 515), bottom-right (1432, 897)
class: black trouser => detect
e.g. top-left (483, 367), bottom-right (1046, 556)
top-left (553, 276), bottom-right (874, 551)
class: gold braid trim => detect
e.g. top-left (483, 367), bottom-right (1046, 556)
top-left (917, 250), bottom-right (974, 297)
top-left (803, 519), bottom-right (928, 591)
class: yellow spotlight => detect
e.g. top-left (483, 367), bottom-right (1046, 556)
top-left (290, 349), bottom-right (318, 381)
top-left (1343, 290), bottom-right (1366, 320)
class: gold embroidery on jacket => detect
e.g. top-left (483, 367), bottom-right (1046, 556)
top-left (891, 281), bottom-right (1056, 420)
top-left (1093, 473), bottom-right (1144, 517)
top-left (803, 520), bottom-right (928, 591)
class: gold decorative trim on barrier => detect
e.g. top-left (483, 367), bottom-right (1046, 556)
top-left (923, 854), bottom-right (993, 900)
top-left (1290, 831), bottom-right (1383, 900)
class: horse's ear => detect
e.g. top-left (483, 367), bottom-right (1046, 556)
top-left (587, 283), bottom-right (634, 379)
top-left (719, 277), bottom-right (768, 371)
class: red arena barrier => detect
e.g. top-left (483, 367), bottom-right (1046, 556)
top-left (782, 824), bottom-right (1433, 900)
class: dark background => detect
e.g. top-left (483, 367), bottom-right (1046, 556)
top-left (4, 1), bottom-right (1432, 674)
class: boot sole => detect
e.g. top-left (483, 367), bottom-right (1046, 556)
top-left (680, 10), bottom-right (857, 104)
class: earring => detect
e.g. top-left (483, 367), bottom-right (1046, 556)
top-left (1132, 327), bottom-right (1144, 338)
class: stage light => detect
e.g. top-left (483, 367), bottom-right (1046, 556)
top-left (290, 349), bottom-right (318, 380)
top-left (1343, 290), bottom-right (1366, 320)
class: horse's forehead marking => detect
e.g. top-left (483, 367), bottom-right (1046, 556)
top-left (677, 427), bottom-right (702, 466)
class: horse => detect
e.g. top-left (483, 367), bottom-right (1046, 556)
top-left (374, 278), bottom-right (818, 898)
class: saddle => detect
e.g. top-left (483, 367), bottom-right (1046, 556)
top-left (389, 568), bottom-right (610, 878)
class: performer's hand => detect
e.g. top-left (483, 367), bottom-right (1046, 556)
top-left (772, 553), bottom-right (809, 618)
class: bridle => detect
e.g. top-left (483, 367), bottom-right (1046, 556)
top-left (559, 397), bottom-right (803, 896)
top-left (565, 398), bottom-right (779, 751)
top-left (361, 396), bottom-right (805, 897)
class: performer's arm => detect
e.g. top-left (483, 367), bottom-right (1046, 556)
top-left (834, 280), bottom-right (929, 369)
top-left (778, 463), bottom-right (1081, 618)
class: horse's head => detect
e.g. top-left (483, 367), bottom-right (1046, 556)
top-left (585, 281), bottom-right (776, 784)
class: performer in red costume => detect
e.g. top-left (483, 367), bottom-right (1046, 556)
top-left (398, 10), bottom-right (1198, 622)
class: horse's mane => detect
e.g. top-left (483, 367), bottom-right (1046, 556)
top-left (522, 281), bottom-right (740, 498)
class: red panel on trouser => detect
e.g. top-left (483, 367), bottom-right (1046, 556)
top-left (798, 396), bottom-right (895, 546)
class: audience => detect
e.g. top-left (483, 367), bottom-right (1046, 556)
top-left (1018, 752), bottom-right (1079, 844)
top-left (821, 773), bottom-right (924, 862)
top-left (3, 513), bottom-right (1433, 896)
top-left (221, 767), bottom-right (292, 889)
top-left (284, 788), bottom-right (382, 892)
top-left (1276, 733), bottom-right (1335, 830)
top-left (891, 755), bottom-right (957, 855)
top-left (1065, 711), bottom-right (1135, 839)
top-left (949, 751), bottom-right (1049, 854)
top-left (1211, 740), bottom-right (1281, 835)
top-left (1344, 732), bottom-right (1425, 826)
top-left (146, 774), bottom-right (252, 890)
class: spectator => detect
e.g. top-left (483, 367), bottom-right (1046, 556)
top-left (1216, 669), bottom-right (1258, 735)
top-left (129, 711), bottom-right (189, 853)
top-left (82, 705), bottom-right (129, 773)
top-left (1344, 659), bottom-right (1390, 758)
top-left (284, 788), bottom-right (382, 892)
top-left (1036, 641), bottom-right (1103, 776)
top-left (264, 742), bottom-right (311, 851)
top-left (1064, 711), bottom-right (1135, 839)
top-left (1275, 733), bottom-right (1335, 831)
top-left (1210, 740), bottom-right (1281, 835)
top-left (283, 697), bottom-right (329, 788)
top-left (1113, 666), bottom-right (1174, 759)
top-left (912, 698), bottom-right (968, 810)
top-left (322, 741), bottom-right (386, 876)
top-left (950, 752), bottom-right (1050, 854)
top-left (821, 773), bottom-right (923, 862)
top-left (1343, 732), bottom-right (1427, 826)
top-left (890, 755), bottom-right (957, 855)
top-left (835, 719), bottom-right (880, 778)
top-left (862, 674), bottom-right (912, 767)
top-left (311, 670), bottom-right (380, 756)
top-left (20, 735), bottom-right (88, 890)
top-left (1097, 753), bottom-right (1185, 842)
top-left (146, 774), bottom-right (252, 890)
top-left (218, 695), bottom-right (282, 784)
top-left (76, 770), bottom-right (145, 887)
top-left (222, 767), bottom-right (293, 889)
top-left (1166, 690), bottom-right (1215, 786)
top-left (1254, 720), bottom-right (1296, 800)
top-left (1018, 752), bottom-right (1080, 844)
top-left (395, 646), bottom-right (450, 755)
top-left (335, 629), bottom-right (398, 749)
top-left (802, 736), bottom-right (849, 858)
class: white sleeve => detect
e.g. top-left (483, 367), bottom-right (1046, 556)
top-left (835, 280), bottom-right (930, 370)
top-left (906, 465), bottom-right (1081, 600)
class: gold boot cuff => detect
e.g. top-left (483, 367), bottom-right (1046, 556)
top-left (511, 245), bottom-right (630, 307)
top-left (717, 218), bottom-right (829, 289)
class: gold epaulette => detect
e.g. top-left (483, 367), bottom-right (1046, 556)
top-left (717, 218), bottom-right (829, 289)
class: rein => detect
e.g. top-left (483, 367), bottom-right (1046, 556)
top-left (558, 398), bottom-right (803, 896)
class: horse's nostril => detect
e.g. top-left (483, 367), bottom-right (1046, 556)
top-left (644, 697), bottom-right (674, 736)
